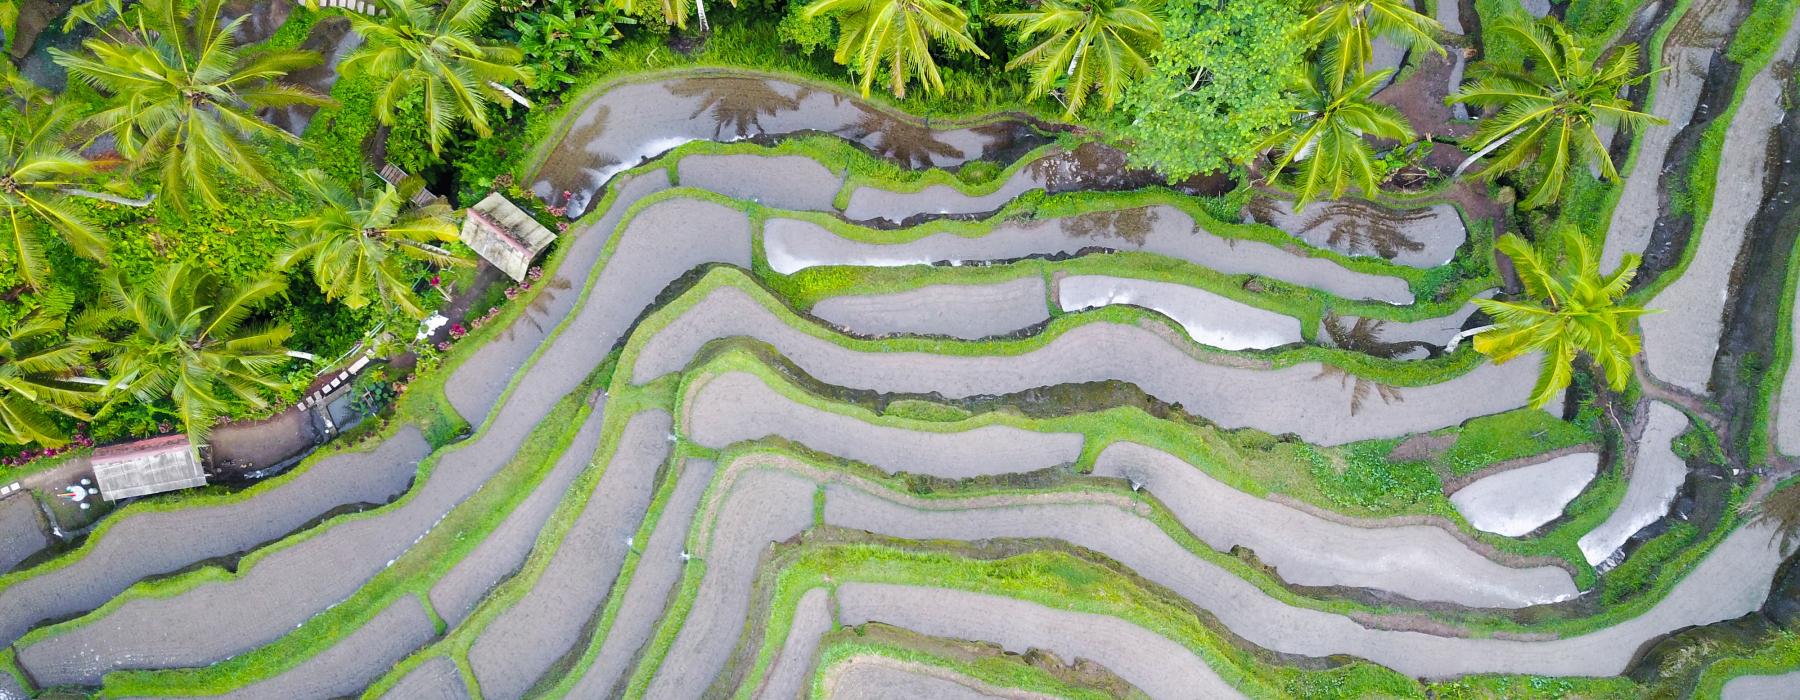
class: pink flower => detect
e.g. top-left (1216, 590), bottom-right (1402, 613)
top-left (449, 323), bottom-right (467, 339)
top-left (430, 275), bottom-right (441, 287)
top-left (436, 341), bottom-right (452, 352)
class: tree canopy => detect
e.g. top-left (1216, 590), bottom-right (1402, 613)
top-left (1111, 0), bottom-right (1306, 181)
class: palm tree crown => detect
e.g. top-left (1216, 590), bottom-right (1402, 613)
top-left (0, 295), bottom-right (102, 446)
top-left (802, 0), bottom-right (987, 98)
top-left (52, 0), bottom-right (329, 209)
top-left (90, 263), bottom-right (296, 444)
top-left (341, 0), bottom-right (532, 153)
top-left (994, 0), bottom-right (1163, 116)
top-left (0, 79), bottom-right (104, 290)
top-left (1302, 0), bottom-right (1444, 92)
top-left (1448, 16), bottom-right (1663, 209)
top-left (277, 169), bottom-right (464, 319)
top-left (1473, 229), bottom-right (1649, 409)
top-left (1255, 66), bottom-right (1415, 209)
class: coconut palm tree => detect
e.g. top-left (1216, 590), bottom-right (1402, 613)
top-left (89, 263), bottom-right (296, 444)
top-left (1254, 67), bottom-right (1415, 209)
top-left (1471, 229), bottom-right (1649, 409)
top-left (993, 0), bottom-right (1163, 116)
top-left (1302, 0), bottom-right (1444, 92)
top-left (51, 0), bottom-right (329, 209)
top-left (801, 0), bottom-right (987, 98)
top-left (1447, 16), bottom-right (1663, 209)
top-left (0, 296), bottom-right (103, 446)
top-left (0, 82), bottom-right (105, 290)
top-left (341, 0), bottom-right (531, 154)
top-left (277, 169), bottom-right (464, 320)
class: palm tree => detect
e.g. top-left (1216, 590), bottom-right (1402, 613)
top-left (993, 0), bottom-right (1163, 116)
top-left (0, 82), bottom-right (105, 290)
top-left (1471, 229), bottom-right (1648, 409)
top-left (1302, 0), bottom-right (1444, 92)
top-left (1758, 480), bottom-right (1800, 553)
top-left (1254, 67), bottom-right (1415, 209)
top-left (51, 0), bottom-right (330, 209)
top-left (0, 296), bottom-right (102, 446)
top-left (341, 0), bottom-right (531, 154)
top-left (89, 263), bottom-right (297, 444)
top-left (1447, 16), bottom-right (1663, 209)
top-left (801, 0), bottom-right (987, 98)
top-left (277, 169), bottom-right (464, 319)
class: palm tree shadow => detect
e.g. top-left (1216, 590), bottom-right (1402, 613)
top-left (665, 78), bottom-right (803, 140)
top-left (1057, 207), bottom-right (1159, 247)
top-left (839, 104), bottom-right (963, 168)
top-left (1321, 312), bottom-right (1435, 359)
top-left (1312, 363), bottom-right (1403, 416)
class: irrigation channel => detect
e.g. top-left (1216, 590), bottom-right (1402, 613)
top-left (3, 6), bottom-right (1800, 694)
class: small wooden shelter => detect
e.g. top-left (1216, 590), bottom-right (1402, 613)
top-left (460, 193), bottom-right (557, 282)
top-left (90, 435), bottom-right (207, 502)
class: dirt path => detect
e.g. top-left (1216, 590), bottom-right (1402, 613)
top-left (765, 205), bottom-right (1416, 304)
top-left (631, 283), bottom-right (1544, 446)
top-left (685, 370), bottom-right (1084, 479)
top-left (833, 583), bottom-right (1243, 700)
top-left (465, 410), bottom-right (673, 700)
top-left (811, 277), bottom-right (1051, 341)
top-left (0, 427), bottom-right (427, 661)
top-left (428, 394), bottom-right (609, 627)
top-left (1092, 442), bottom-right (1578, 608)
top-left (1640, 18), bottom-right (1800, 392)
top-left (214, 596), bottom-right (433, 700)
top-left (563, 458), bottom-right (719, 699)
top-left (380, 656), bottom-right (468, 700)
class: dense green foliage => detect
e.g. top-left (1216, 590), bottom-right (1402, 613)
top-left (993, 0), bottom-right (1162, 115)
top-left (277, 169), bottom-right (465, 319)
top-left (53, 0), bottom-right (329, 208)
top-left (1473, 229), bottom-right (1646, 408)
top-left (1301, 0), bottom-right (1443, 92)
top-left (1111, 0), bottom-right (1306, 180)
top-left (801, 0), bottom-right (987, 98)
top-left (1449, 16), bottom-right (1662, 208)
top-left (1256, 66), bottom-right (1414, 208)
top-left (343, 0), bottom-right (531, 151)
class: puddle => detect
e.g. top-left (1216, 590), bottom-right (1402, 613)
top-left (1058, 275), bottom-right (1303, 351)
top-left (530, 74), bottom-right (1048, 216)
top-left (1451, 452), bottom-right (1600, 537)
top-left (1245, 198), bottom-right (1465, 268)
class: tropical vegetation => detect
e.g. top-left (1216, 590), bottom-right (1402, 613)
top-left (1254, 66), bottom-right (1414, 208)
top-left (1448, 15), bottom-right (1664, 208)
top-left (1301, 0), bottom-right (1444, 91)
top-left (0, 295), bottom-right (99, 446)
top-left (88, 263), bottom-right (296, 444)
top-left (800, 0), bottom-right (987, 98)
top-left (52, 0), bottom-right (330, 209)
top-left (993, 0), bottom-right (1163, 116)
top-left (341, 0), bottom-right (531, 152)
top-left (1472, 229), bottom-right (1648, 409)
top-left (278, 169), bottom-right (464, 320)
top-left (0, 76), bottom-right (102, 290)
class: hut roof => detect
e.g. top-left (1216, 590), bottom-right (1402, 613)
top-left (460, 193), bottom-right (557, 282)
top-left (91, 435), bottom-right (207, 502)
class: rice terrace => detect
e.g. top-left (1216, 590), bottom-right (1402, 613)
top-left (0, 0), bottom-right (1798, 697)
